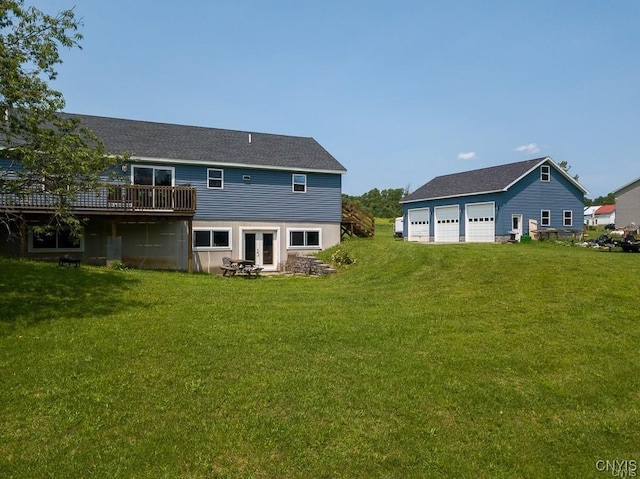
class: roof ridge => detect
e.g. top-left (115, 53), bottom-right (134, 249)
top-left (433, 157), bottom-right (546, 179)
top-left (59, 112), bottom-right (314, 140)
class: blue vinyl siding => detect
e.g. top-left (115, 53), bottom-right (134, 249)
top-left (3, 158), bottom-right (343, 223)
top-left (500, 166), bottom-right (583, 234)
top-left (175, 164), bottom-right (342, 222)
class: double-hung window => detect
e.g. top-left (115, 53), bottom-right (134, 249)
top-left (563, 210), bottom-right (573, 227)
top-left (208, 169), bottom-right (223, 189)
top-left (541, 210), bottom-right (551, 227)
top-left (193, 228), bottom-right (231, 249)
top-left (292, 174), bottom-right (306, 193)
top-left (288, 229), bottom-right (321, 248)
top-left (540, 165), bottom-right (550, 182)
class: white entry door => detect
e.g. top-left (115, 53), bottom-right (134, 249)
top-left (466, 202), bottom-right (495, 242)
top-left (243, 230), bottom-right (278, 271)
top-left (511, 214), bottom-right (523, 241)
top-left (434, 205), bottom-right (460, 243)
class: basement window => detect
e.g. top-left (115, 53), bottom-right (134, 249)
top-left (29, 228), bottom-right (84, 252)
top-left (193, 228), bottom-right (231, 249)
top-left (288, 229), bottom-right (321, 248)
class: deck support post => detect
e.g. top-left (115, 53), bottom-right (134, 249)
top-left (187, 218), bottom-right (193, 274)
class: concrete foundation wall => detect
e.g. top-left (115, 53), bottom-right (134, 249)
top-left (192, 220), bottom-right (341, 274)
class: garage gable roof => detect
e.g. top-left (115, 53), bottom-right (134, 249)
top-left (402, 157), bottom-right (587, 203)
top-left (612, 177), bottom-right (640, 195)
top-left (59, 113), bottom-right (347, 174)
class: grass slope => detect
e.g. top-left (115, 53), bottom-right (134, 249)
top-left (1, 223), bottom-right (638, 478)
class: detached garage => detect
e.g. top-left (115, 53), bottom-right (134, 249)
top-left (400, 157), bottom-right (588, 243)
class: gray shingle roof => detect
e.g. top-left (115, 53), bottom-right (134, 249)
top-left (402, 158), bottom-right (554, 202)
top-left (60, 113), bottom-right (346, 173)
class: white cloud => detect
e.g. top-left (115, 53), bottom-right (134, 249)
top-left (514, 143), bottom-right (540, 154)
top-left (457, 151), bottom-right (476, 160)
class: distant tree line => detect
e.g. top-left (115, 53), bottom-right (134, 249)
top-left (584, 193), bottom-right (615, 206)
top-left (343, 187), bottom-right (407, 218)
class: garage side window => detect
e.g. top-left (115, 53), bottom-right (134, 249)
top-left (541, 210), bottom-right (551, 226)
top-left (193, 228), bottom-right (231, 249)
top-left (540, 165), bottom-right (550, 182)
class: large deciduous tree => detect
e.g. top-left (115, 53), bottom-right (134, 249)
top-left (0, 1), bottom-right (120, 235)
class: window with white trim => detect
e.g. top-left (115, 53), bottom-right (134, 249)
top-left (540, 165), bottom-right (550, 182)
top-left (288, 229), bottom-right (320, 248)
top-left (132, 165), bottom-right (174, 186)
top-left (563, 210), bottom-right (573, 227)
top-left (193, 228), bottom-right (231, 249)
top-left (207, 169), bottom-right (223, 189)
top-left (541, 210), bottom-right (550, 226)
top-left (29, 228), bottom-right (84, 252)
top-left (292, 174), bottom-right (306, 193)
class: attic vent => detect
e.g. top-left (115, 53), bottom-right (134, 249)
top-left (243, 175), bottom-right (251, 181)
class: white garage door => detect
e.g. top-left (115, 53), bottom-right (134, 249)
top-left (466, 202), bottom-right (495, 242)
top-left (408, 208), bottom-right (430, 241)
top-left (434, 205), bottom-right (460, 243)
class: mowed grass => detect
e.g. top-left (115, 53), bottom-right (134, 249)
top-left (1, 222), bottom-right (638, 478)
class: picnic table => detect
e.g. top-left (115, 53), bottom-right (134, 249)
top-left (221, 257), bottom-right (263, 277)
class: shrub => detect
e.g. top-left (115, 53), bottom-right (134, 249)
top-left (331, 248), bottom-right (355, 265)
top-left (108, 260), bottom-right (129, 270)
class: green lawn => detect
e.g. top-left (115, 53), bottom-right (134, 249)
top-left (1, 223), bottom-right (638, 478)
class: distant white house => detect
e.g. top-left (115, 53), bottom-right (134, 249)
top-left (594, 205), bottom-right (615, 226)
top-left (584, 206), bottom-right (599, 226)
top-left (584, 205), bottom-right (615, 226)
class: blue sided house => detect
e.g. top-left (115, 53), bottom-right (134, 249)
top-left (0, 113), bottom-right (347, 273)
top-left (400, 157), bottom-right (588, 243)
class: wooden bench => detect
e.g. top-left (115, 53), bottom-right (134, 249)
top-left (59, 255), bottom-right (81, 267)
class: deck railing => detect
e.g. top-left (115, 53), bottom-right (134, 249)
top-left (0, 184), bottom-right (197, 214)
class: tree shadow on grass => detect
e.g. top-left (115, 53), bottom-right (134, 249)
top-left (0, 258), bottom-right (142, 334)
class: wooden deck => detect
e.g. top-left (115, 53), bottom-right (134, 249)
top-left (0, 184), bottom-right (197, 216)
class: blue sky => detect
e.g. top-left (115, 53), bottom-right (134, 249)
top-left (37, 1), bottom-right (639, 198)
